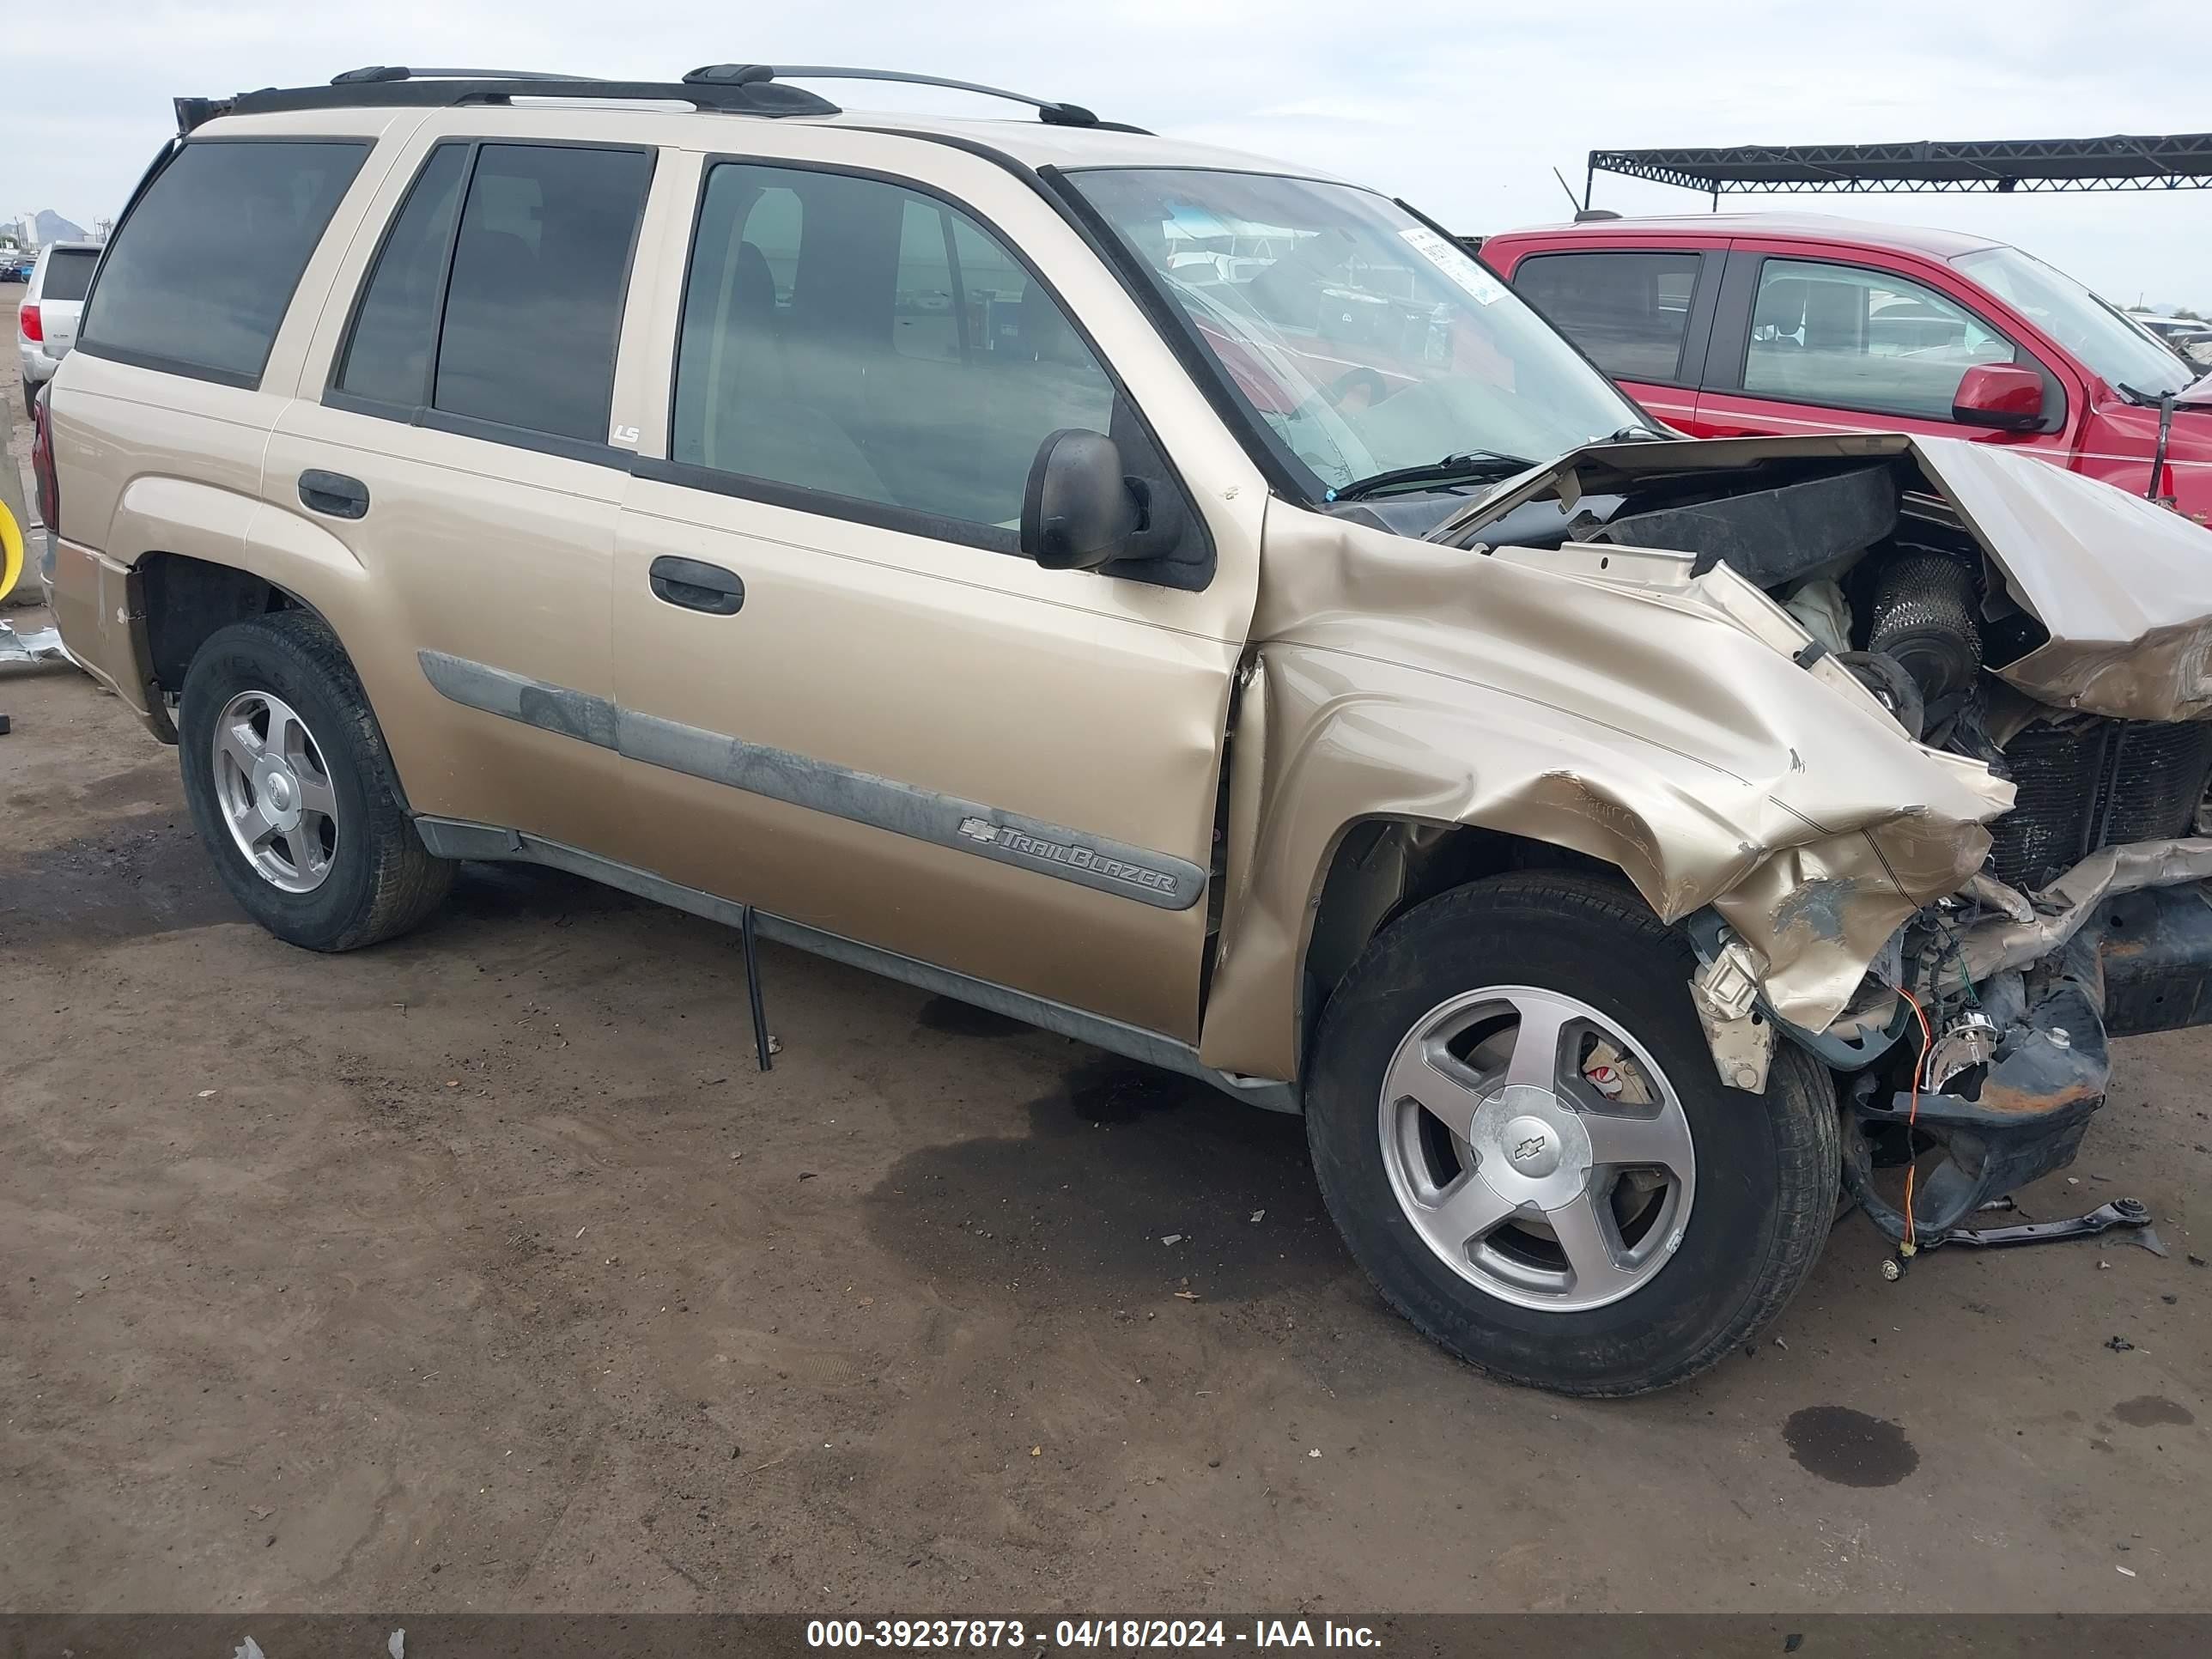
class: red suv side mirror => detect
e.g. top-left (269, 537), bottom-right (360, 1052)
top-left (1953, 362), bottom-right (2045, 431)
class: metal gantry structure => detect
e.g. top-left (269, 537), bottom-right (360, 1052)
top-left (1585, 132), bottom-right (2212, 210)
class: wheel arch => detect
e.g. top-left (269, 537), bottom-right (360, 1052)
top-left (1199, 656), bottom-right (1686, 1085)
top-left (1300, 816), bottom-right (1638, 1061)
top-left (143, 551), bottom-right (416, 815)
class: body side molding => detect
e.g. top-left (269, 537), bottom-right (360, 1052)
top-left (417, 649), bottom-right (1206, 910)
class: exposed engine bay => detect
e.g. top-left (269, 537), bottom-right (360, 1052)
top-left (1404, 432), bottom-right (2212, 1243)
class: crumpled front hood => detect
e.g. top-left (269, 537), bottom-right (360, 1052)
top-left (1237, 501), bottom-right (2014, 1036)
top-left (1431, 430), bottom-right (2212, 720)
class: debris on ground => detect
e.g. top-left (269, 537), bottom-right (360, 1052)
top-left (1249, 1210), bottom-right (1265, 1223)
top-left (1160, 1234), bottom-right (1182, 1246)
top-left (0, 618), bottom-right (71, 665)
top-left (2105, 1335), bottom-right (2136, 1352)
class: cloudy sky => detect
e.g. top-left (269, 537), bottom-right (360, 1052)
top-left (10, 0), bottom-right (2209, 308)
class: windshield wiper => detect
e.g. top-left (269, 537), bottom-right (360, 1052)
top-left (1329, 450), bottom-right (1535, 501)
top-left (2117, 380), bottom-right (2188, 408)
top-left (1603, 424), bottom-right (1673, 443)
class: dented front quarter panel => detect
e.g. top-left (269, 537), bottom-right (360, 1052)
top-left (1196, 500), bottom-right (2012, 1082)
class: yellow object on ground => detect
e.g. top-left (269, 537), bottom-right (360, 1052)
top-left (0, 498), bottom-right (24, 603)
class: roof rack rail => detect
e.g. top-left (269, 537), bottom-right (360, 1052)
top-left (685, 64), bottom-right (1146, 132)
top-left (331, 66), bottom-right (608, 85)
top-left (175, 70), bottom-right (839, 133)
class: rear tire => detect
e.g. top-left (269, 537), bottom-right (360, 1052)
top-left (179, 611), bottom-right (454, 951)
top-left (1306, 872), bottom-right (1840, 1396)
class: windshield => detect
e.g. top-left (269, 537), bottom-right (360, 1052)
top-left (1067, 168), bottom-right (1648, 497)
top-left (1954, 245), bottom-right (2195, 398)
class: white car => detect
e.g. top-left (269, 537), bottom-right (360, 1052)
top-left (2127, 310), bottom-right (2212, 373)
top-left (16, 240), bottom-right (101, 414)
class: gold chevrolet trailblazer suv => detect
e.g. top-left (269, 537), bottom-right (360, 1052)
top-left (37, 64), bottom-right (2212, 1394)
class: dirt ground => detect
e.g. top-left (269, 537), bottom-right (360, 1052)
top-left (2, 289), bottom-right (2208, 1616)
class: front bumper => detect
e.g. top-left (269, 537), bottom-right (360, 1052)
top-left (1841, 872), bottom-right (2212, 1237)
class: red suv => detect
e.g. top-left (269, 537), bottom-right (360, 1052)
top-left (1480, 214), bottom-right (2212, 523)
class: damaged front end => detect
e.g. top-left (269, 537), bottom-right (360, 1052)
top-left (1425, 432), bottom-right (2212, 1242)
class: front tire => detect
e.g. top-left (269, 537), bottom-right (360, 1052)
top-left (1306, 873), bottom-right (1840, 1396)
top-left (179, 611), bottom-right (454, 951)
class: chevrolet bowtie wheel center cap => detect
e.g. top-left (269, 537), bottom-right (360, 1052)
top-left (1468, 1084), bottom-right (1595, 1210)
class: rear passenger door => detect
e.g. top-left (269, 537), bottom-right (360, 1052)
top-left (1504, 246), bottom-right (1720, 433)
top-left (610, 143), bottom-right (1261, 1042)
top-left (265, 134), bottom-right (657, 856)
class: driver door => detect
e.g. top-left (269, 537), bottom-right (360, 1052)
top-left (609, 138), bottom-right (1264, 1040)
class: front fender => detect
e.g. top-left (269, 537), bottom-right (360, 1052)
top-left (1196, 502), bottom-right (2011, 1082)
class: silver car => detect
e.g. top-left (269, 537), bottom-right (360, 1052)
top-left (16, 240), bottom-right (101, 414)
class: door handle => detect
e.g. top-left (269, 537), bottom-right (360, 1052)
top-left (299, 469), bottom-right (370, 520)
top-left (649, 556), bottom-right (744, 616)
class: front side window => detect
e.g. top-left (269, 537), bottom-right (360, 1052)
top-left (1066, 168), bottom-right (1647, 499)
top-left (1513, 251), bottom-right (1702, 383)
top-left (1743, 258), bottom-right (2016, 419)
top-left (80, 139), bottom-right (368, 384)
top-left (671, 162), bottom-right (1116, 537)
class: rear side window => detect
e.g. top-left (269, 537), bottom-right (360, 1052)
top-left (436, 144), bottom-right (653, 442)
top-left (331, 142), bottom-right (653, 447)
top-left (80, 139), bottom-right (368, 385)
top-left (1512, 251), bottom-right (1702, 383)
top-left (333, 144), bottom-right (469, 408)
top-left (40, 247), bottom-right (100, 303)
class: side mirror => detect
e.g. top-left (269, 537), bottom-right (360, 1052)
top-left (1021, 429), bottom-right (1140, 570)
top-left (1952, 362), bottom-right (2045, 431)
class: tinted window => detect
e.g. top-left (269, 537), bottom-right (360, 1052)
top-left (672, 162), bottom-right (1115, 535)
top-left (432, 144), bottom-right (653, 443)
top-left (334, 144), bottom-right (470, 407)
top-left (40, 247), bottom-right (100, 303)
top-left (1513, 251), bottom-right (1700, 382)
top-left (1744, 258), bottom-right (2016, 419)
top-left (80, 140), bottom-right (367, 383)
